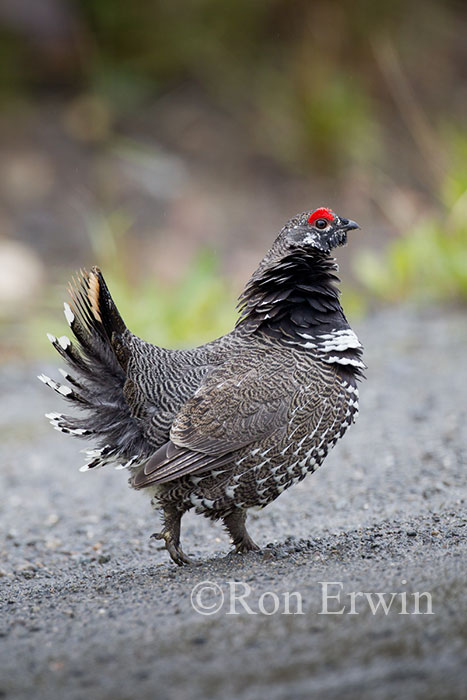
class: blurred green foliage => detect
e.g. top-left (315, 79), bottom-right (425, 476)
top-left (30, 250), bottom-right (238, 360)
top-left (357, 212), bottom-right (467, 304)
top-left (355, 127), bottom-right (467, 306)
top-left (102, 250), bottom-right (238, 348)
top-left (85, 208), bottom-right (238, 346)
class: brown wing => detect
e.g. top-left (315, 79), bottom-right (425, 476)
top-left (132, 361), bottom-right (296, 488)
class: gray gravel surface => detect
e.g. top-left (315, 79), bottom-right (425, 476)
top-left (1, 307), bottom-right (467, 700)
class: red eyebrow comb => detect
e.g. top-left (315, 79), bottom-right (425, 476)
top-left (308, 208), bottom-right (335, 225)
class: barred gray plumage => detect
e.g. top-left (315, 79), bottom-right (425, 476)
top-left (39, 206), bottom-right (365, 565)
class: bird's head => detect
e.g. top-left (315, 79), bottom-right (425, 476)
top-left (280, 207), bottom-right (360, 254)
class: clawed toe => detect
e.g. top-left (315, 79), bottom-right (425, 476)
top-left (167, 541), bottom-right (198, 566)
top-left (150, 530), bottom-right (198, 566)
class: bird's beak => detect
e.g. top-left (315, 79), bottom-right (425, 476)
top-left (342, 219), bottom-right (360, 232)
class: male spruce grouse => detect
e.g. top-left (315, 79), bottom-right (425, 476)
top-left (39, 207), bottom-right (364, 565)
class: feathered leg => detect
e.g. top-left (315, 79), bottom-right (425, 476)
top-left (151, 506), bottom-right (196, 566)
top-left (223, 509), bottom-right (259, 554)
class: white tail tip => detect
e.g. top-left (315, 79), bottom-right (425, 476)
top-left (64, 302), bottom-right (75, 326)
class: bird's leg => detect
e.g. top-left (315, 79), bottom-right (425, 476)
top-left (151, 506), bottom-right (196, 566)
top-left (223, 509), bottom-right (260, 554)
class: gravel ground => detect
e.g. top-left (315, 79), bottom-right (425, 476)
top-left (1, 307), bottom-right (467, 700)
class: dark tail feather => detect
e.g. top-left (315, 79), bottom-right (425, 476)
top-left (90, 267), bottom-right (127, 340)
top-left (40, 268), bottom-right (144, 471)
top-left (67, 267), bottom-right (127, 365)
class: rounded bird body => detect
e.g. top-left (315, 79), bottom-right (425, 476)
top-left (40, 208), bottom-right (364, 565)
top-left (146, 336), bottom-right (359, 513)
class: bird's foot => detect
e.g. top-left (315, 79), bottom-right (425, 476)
top-left (234, 535), bottom-right (260, 555)
top-left (223, 509), bottom-right (260, 555)
top-left (150, 530), bottom-right (198, 566)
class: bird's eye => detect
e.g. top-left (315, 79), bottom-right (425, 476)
top-left (314, 218), bottom-right (329, 230)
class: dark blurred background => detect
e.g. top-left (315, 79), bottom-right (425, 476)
top-left (0, 0), bottom-right (466, 360)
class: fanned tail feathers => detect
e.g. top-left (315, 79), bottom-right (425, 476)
top-left (39, 267), bottom-right (143, 472)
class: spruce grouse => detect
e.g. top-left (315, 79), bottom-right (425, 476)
top-left (39, 207), bottom-right (364, 565)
